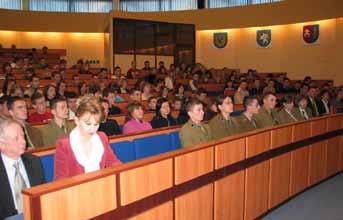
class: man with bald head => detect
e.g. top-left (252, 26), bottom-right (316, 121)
top-left (0, 118), bottom-right (45, 219)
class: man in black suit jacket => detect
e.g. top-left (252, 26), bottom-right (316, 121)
top-left (0, 118), bottom-right (45, 219)
top-left (307, 86), bottom-right (320, 117)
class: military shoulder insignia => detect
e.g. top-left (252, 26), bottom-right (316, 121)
top-left (303, 24), bottom-right (320, 44)
top-left (256, 29), bottom-right (272, 48)
top-left (213, 32), bottom-right (228, 49)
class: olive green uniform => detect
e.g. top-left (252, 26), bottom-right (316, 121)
top-left (41, 120), bottom-right (75, 147)
top-left (208, 114), bottom-right (238, 140)
top-left (233, 114), bottom-right (257, 133)
top-left (293, 107), bottom-right (313, 121)
top-left (254, 106), bottom-right (279, 129)
top-left (179, 120), bottom-right (212, 148)
top-left (277, 108), bottom-right (298, 124)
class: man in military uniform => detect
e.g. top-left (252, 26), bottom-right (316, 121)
top-left (42, 97), bottom-right (75, 147)
top-left (234, 96), bottom-right (260, 133)
top-left (293, 95), bottom-right (313, 121)
top-left (209, 95), bottom-right (237, 140)
top-left (7, 96), bottom-right (43, 148)
top-left (254, 92), bottom-right (279, 128)
top-left (307, 86), bottom-right (320, 117)
top-left (277, 95), bottom-right (298, 124)
top-left (179, 98), bottom-right (212, 148)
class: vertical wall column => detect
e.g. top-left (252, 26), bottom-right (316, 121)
top-left (113, 0), bottom-right (120, 11)
top-left (22, 0), bottom-right (29, 10)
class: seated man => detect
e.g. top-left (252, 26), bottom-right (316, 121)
top-left (307, 86), bottom-right (320, 117)
top-left (24, 75), bottom-right (41, 98)
top-left (0, 118), bottom-right (45, 219)
top-left (254, 92), bottom-right (279, 128)
top-left (179, 98), bottom-right (212, 148)
top-left (99, 99), bottom-right (121, 136)
top-left (234, 96), bottom-right (260, 133)
top-left (129, 88), bottom-right (142, 102)
top-left (42, 97), bottom-right (75, 147)
top-left (102, 87), bottom-right (121, 115)
top-left (7, 96), bottom-right (43, 148)
top-left (277, 95), bottom-right (298, 124)
top-left (293, 95), bottom-right (313, 121)
top-left (147, 96), bottom-right (157, 112)
top-left (66, 92), bottom-right (78, 120)
top-left (28, 92), bottom-right (53, 123)
top-left (208, 95), bottom-right (237, 140)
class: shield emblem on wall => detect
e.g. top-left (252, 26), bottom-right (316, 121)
top-left (213, 32), bottom-right (228, 49)
top-left (303, 24), bottom-right (319, 44)
top-left (256, 29), bottom-right (272, 48)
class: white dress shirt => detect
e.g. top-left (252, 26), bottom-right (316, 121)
top-left (1, 154), bottom-right (30, 211)
top-left (322, 99), bottom-right (330, 114)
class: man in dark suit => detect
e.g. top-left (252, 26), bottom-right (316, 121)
top-left (0, 118), bottom-right (45, 219)
top-left (307, 86), bottom-right (320, 117)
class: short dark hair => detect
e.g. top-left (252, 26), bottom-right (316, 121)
top-left (186, 98), bottom-right (203, 112)
top-left (65, 91), bottom-right (77, 99)
top-left (281, 95), bottom-right (294, 105)
top-left (262, 92), bottom-right (276, 101)
top-left (7, 96), bottom-right (25, 110)
top-left (31, 92), bottom-right (44, 105)
top-left (156, 97), bottom-right (169, 116)
top-left (243, 96), bottom-right (258, 108)
top-left (295, 95), bottom-right (307, 105)
top-left (148, 96), bottom-right (157, 103)
top-left (50, 97), bottom-right (67, 110)
top-left (88, 83), bottom-right (101, 95)
top-left (102, 87), bottom-right (116, 98)
top-left (215, 95), bottom-right (230, 107)
top-left (127, 101), bottom-right (144, 118)
top-left (29, 74), bottom-right (39, 82)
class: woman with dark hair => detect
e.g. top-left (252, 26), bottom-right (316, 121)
top-left (122, 101), bottom-right (152, 134)
top-left (174, 83), bottom-right (186, 100)
top-left (1, 78), bottom-right (16, 97)
top-left (77, 81), bottom-right (88, 96)
top-left (204, 98), bottom-right (219, 121)
top-left (2, 62), bottom-right (12, 75)
top-left (277, 95), bottom-right (298, 124)
top-left (150, 98), bottom-right (177, 129)
top-left (44, 84), bottom-right (56, 107)
top-left (317, 90), bottom-right (331, 116)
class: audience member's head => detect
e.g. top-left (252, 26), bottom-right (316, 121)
top-left (262, 92), bottom-right (277, 110)
top-left (243, 96), bottom-right (260, 115)
top-left (102, 87), bottom-right (117, 106)
top-left (31, 92), bottom-right (47, 114)
top-left (29, 75), bottom-right (40, 89)
top-left (44, 84), bottom-right (56, 101)
top-left (308, 86), bottom-right (318, 98)
top-left (7, 96), bottom-right (28, 124)
top-left (216, 95), bottom-right (233, 116)
top-left (148, 96), bottom-right (157, 111)
top-left (186, 98), bottom-right (204, 125)
top-left (320, 90), bottom-right (331, 102)
top-left (88, 83), bottom-right (102, 97)
top-left (129, 88), bottom-right (142, 102)
top-left (281, 95), bottom-right (295, 112)
top-left (172, 97), bottom-right (183, 111)
top-left (100, 98), bottom-right (110, 120)
top-left (128, 101), bottom-right (144, 121)
top-left (0, 118), bottom-right (26, 160)
top-left (156, 98), bottom-right (171, 118)
top-left (66, 92), bottom-right (78, 113)
top-left (50, 97), bottom-right (69, 122)
top-left (296, 95), bottom-right (308, 109)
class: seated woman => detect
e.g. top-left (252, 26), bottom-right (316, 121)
top-left (277, 95), bottom-right (298, 124)
top-left (54, 95), bottom-right (121, 180)
top-left (150, 98), bottom-right (177, 129)
top-left (122, 101), bottom-right (152, 134)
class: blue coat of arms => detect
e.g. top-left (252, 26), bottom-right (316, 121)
top-left (256, 29), bottom-right (272, 48)
top-left (303, 24), bottom-right (319, 44)
top-left (213, 32), bottom-right (228, 49)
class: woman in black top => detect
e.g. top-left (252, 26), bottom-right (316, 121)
top-left (151, 98), bottom-right (177, 129)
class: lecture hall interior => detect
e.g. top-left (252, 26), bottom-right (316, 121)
top-left (0, 0), bottom-right (343, 219)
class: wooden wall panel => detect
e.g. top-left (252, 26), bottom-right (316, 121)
top-left (246, 131), bottom-right (271, 158)
top-left (175, 147), bottom-right (214, 185)
top-left (293, 122), bottom-right (311, 142)
top-left (311, 119), bottom-right (328, 136)
top-left (290, 146), bottom-right (310, 196)
top-left (215, 138), bottom-right (245, 169)
top-left (268, 153), bottom-right (291, 208)
top-left (120, 159), bottom-right (173, 205)
top-left (175, 184), bottom-right (214, 220)
top-left (40, 175), bottom-right (117, 220)
top-left (308, 141), bottom-right (328, 185)
top-left (327, 116), bottom-right (342, 132)
top-left (244, 161), bottom-right (270, 220)
top-left (214, 171), bottom-right (245, 220)
top-left (128, 201), bottom-right (173, 220)
top-left (327, 137), bottom-right (341, 177)
top-left (23, 194), bottom-right (32, 220)
top-left (271, 126), bottom-right (293, 149)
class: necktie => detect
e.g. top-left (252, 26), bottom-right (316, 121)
top-left (301, 109), bottom-right (308, 120)
top-left (287, 111), bottom-right (298, 122)
top-left (311, 99), bottom-right (319, 116)
top-left (250, 118), bottom-right (257, 128)
top-left (13, 161), bottom-right (27, 212)
top-left (61, 123), bottom-right (67, 134)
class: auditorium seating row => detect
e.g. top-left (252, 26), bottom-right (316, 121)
top-left (23, 114), bottom-right (343, 220)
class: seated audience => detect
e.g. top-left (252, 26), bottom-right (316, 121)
top-left (179, 98), bottom-right (212, 147)
top-left (129, 88), bottom-right (142, 102)
top-left (28, 93), bottom-right (53, 123)
top-left (277, 95), bottom-right (298, 124)
top-left (43, 84), bottom-right (56, 107)
top-left (123, 102), bottom-right (152, 134)
top-left (42, 97), bottom-right (75, 147)
top-left (118, 79), bottom-right (129, 94)
top-left (142, 60), bottom-right (151, 71)
top-left (174, 84), bottom-right (186, 100)
top-left (140, 82), bottom-right (153, 101)
top-left (254, 92), bottom-right (279, 128)
top-left (66, 92), bottom-right (78, 120)
top-left (317, 90), bottom-right (331, 116)
top-left (24, 75), bottom-right (41, 97)
top-left (150, 98), bottom-right (177, 129)
top-left (307, 86), bottom-right (320, 117)
top-left (0, 118), bottom-right (45, 219)
top-left (147, 96), bottom-right (157, 112)
top-left (7, 96), bottom-right (43, 148)
top-left (234, 80), bottom-right (249, 104)
top-left (99, 99), bottom-right (121, 136)
top-left (234, 96), bottom-right (260, 133)
top-left (102, 87), bottom-right (121, 115)
top-left (263, 79), bottom-right (276, 94)
top-left (189, 73), bottom-right (200, 92)
top-left (54, 95), bottom-right (121, 180)
top-left (293, 95), bottom-right (313, 121)
top-left (208, 95), bottom-right (237, 140)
